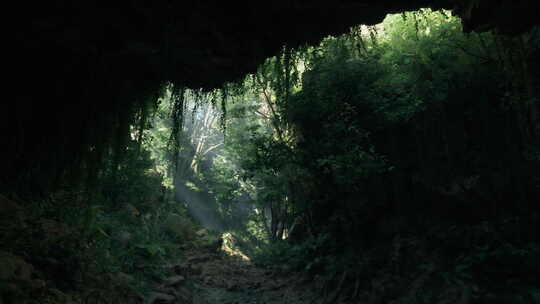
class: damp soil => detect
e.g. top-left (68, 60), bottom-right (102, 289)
top-left (183, 247), bottom-right (317, 304)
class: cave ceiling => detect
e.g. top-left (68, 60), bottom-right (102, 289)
top-left (15, 0), bottom-right (539, 91)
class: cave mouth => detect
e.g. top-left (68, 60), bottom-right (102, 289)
top-left (5, 1), bottom-right (540, 195)
top-left (2, 3), bottom-right (540, 303)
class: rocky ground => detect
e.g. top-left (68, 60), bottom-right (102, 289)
top-left (155, 233), bottom-right (319, 304)
top-left (0, 193), bottom-right (320, 304)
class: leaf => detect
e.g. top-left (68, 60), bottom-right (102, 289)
top-left (96, 227), bottom-right (110, 238)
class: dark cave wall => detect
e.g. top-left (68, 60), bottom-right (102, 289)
top-left (17, 1), bottom-right (532, 95)
top-left (5, 0), bottom-right (539, 194)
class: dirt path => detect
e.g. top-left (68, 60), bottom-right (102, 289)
top-left (181, 246), bottom-right (317, 304)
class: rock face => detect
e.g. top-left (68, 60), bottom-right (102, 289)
top-left (5, 0), bottom-right (539, 194)
top-left (12, 1), bottom-right (537, 88)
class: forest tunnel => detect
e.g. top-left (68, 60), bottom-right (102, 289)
top-left (5, 0), bottom-right (539, 195)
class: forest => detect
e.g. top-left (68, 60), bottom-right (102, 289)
top-left (2, 8), bottom-right (540, 304)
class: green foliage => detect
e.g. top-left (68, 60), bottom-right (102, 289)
top-left (252, 233), bottom-right (330, 271)
top-left (0, 133), bottom-right (200, 303)
top-left (188, 8), bottom-right (540, 302)
top-left (156, 13), bottom-right (539, 290)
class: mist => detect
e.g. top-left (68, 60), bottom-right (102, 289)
top-left (175, 176), bottom-right (225, 232)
